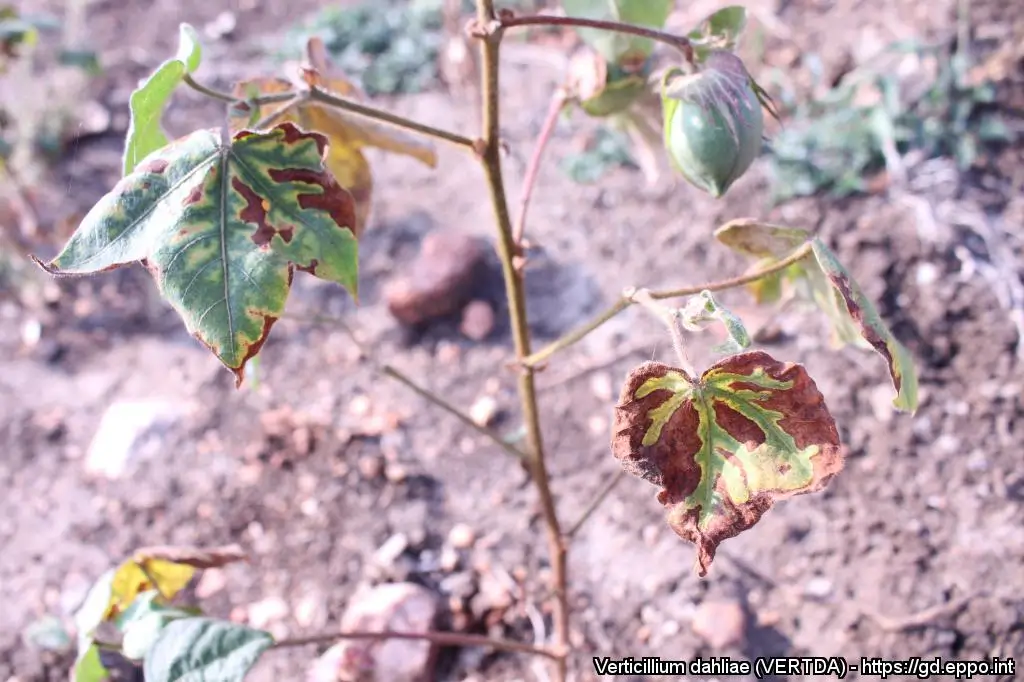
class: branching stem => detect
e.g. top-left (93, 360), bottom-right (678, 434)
top-left (513, 89), bottom-right (567, 246)
top-left (500, 14), bottom-right (694, 62)
top-left (308, 87), bottom-right (477, 149)
top-left (475, 0), bottom-right (569, 677)
top-left (524, 242), bottom-right (814, 367)
top-left (274, 629), bottom-right (560, 660)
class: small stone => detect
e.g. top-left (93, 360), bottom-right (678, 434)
top-left (440, 546), bottom-right (461, 572)
top-left (385, 462), bottom-right (409, 483)
top-left (326, 583), bottom-right (440, 682)
top-left (589, 372), bottom-right (614, 402)
top-left (295, 592), bottom-right (326, 629)
top-left (691, 599), bottom-right (746, 650)
top-left (460, 300), bottom-right (495, 341)
top-left (358, 455), bottom-right (384, 479)
top-left (349, 395), bottom-right (372, 417)
top-left (448, 523), bottom-right (476, 549)
top-left (804, 576), bottom-right (833, 599)
top-left (195, 569), bottom-right (227, 599)
top-left (469, 571), bottom-right (512, 621)
top-left (469, 396), bottom-right (499, 427)
top-left (587, 414), bottom-right (607, 435)
top-left (85, 400), bottom-right (185, 479)
top-left (374, 533), bottom-right (410, 568)
top-left (385, 230), bottom-right (488, 326)
top-left (439, 571), bottom-right (476, 600)
top-left (660, 619), bottom-right (681, 638)
top-left (248, 596), bottom-right (289, 629)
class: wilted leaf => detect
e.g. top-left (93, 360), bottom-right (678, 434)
top-left (144, 618), bottom-right (273, 682)
top-left (811, 240), bottom-right (918, 412)
top-left (688, 6), bottom-right (747, 57)
top-left (230, 38), bottom-right (437, 236)
top-left (562, 0), bottom-right (673, 66)
top-left (106, 560), bottom-right (195, 621)
top-left (123, 23), bottom-right (201, 174)
top-left (612, 352), bottom-right (842, 576)
top-left (714, 218), bottom-right (811, 304)
top-left (33, 122), bottom-right (358, 385)
top-left (132, 544), bottom-right (248, 569)
top-left (713, 220), bottom-right (918, 412)
top-left (679, 290), bottom-right (751, 354)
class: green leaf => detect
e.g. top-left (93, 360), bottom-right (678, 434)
top-left (144, 618), bottom-right (273, 682)
top-left (810, 239), bottom-right (918, 412)
top-left (613, 351), bottom-right (843, 576)
top-left (59, 48), bottom-right (102, 75)
top-left (33, 122), bottom-right (359, 386)
top-left (679, 290), bottom-right (751, 354)
top-left (74, 644), bottom-right (110, 682)
top-left (688, 6), bottom-right (747, 57)
top-left (714, 218), bottom-right (811, 304)
top-left (123, 23), bottom-right (202, 174)
top-left (562, 0), bottom-right (673, 66)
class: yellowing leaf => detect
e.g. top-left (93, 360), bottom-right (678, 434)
top-left (612, 352), bottom-right (843, 576)
top-left (106, 560), bottom-right (195, 620)
top-left (229, 39), bottom-right (437, 237)
top-left (103, 545), bottom-right (248, 621)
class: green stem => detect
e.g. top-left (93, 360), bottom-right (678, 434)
top-left (523, 242), bottom-right (814, 367)
top-left (381, 365), bottom-right (526, 462)
top-left (308, 87), bottom-right (477, 150)
top-left (274, 629), bottom-right (560, 660)
top-left (280, 312), bottom-right (524, 462)
top-left (475, 0), bottom-right (570, 676)
top-left (182, 74), bottom-right (298, 106)
top-left (500, 14), bottom-right (694, 62)
top-left (564, 469), bottom-right (625, 539)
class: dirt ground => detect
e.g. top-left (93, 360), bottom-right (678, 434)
top-left (1, 0), bottom-right (1022, 680)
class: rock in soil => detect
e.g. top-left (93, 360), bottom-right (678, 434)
top-left (85, 400), bottom-right (186, 479)
top-left (459, 299), bottom-right (495, 341)
top-left (385, 230), bottom-right (488, 326)
top-left (313, 583), bottom-right (440, 682)
top-left (691, 599), bottom-right (747, 650)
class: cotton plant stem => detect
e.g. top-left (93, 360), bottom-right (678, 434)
top-left (280, 311), bottom-right (525, 462)
top-left (564, 469), bottom-right (626, 539)
top-left (381, 364), bottom-right (526, 462)
top-left (181, 74), bottom-right (476, 150)
top-left (308, 87), bottom-right (477, 150)
top-left (523, 242), bottom-right (814, 367)
top-left (630, 288), bottom-right (697, 377)
top-left (274, 629), bottom-right (559, 660)
top-left (513, 89), bottom-right (567, 246)
top-left (499, 14), bottom-right (694, 62)
top-left (475, 0), bottom-right (570, 677)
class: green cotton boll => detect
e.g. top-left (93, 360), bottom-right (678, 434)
top-left (662, 51), bottom-right (764, 197)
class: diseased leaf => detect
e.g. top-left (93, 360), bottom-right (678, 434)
top-left (123, 23), bottom-right (201, 174)
top-left (230, 37), bottom-right (437, 236)
top-left (811, 239), bottom-right (919, 412)
top-left (144, 618), bottom-right (273, 682)
top-left (562, 0), bottom-right (673, 66)
top-left (688, 6), bottom-right (747, 57)
top-left (713, 220), bottom-right (918, 412)
top-left (612, 351), bottom-right (843, 576)
top-left (106, 560), bottom-right (195, 621)
top-left (132, 544), bottom-right (248, 569)
top-left (714, 218), bottom-right (811, 304)
top-left (33, 122), bottom-right (358, 385)
top-left (679, 290), bottom-right (751, 354)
